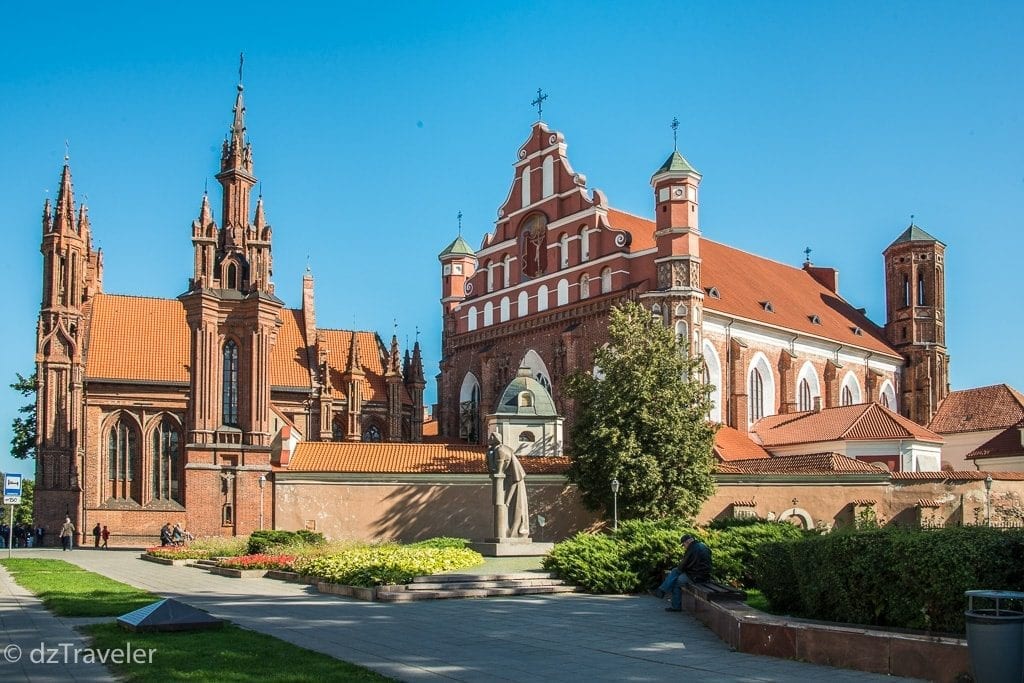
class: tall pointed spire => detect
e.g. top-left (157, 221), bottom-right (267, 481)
top-left (253, 194), bottom-right (266, 231)
top-left (230, 52), bottom-right (246, 152)
top-left (54, 163), bottom-right (76, 233)
top-left (387, 335), bottom-right (402, 377)
top-left (345, 332), bottom-right (364, 376)
top-left (198, 193), bottom-right (213, 226)
top-left (410, 341), bottom-right (425, 384)
top-left (41, 197), bottom-right (53, 233)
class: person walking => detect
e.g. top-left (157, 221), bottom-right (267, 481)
top-left (654, 533), bottom-right (712, 612)
top-left (101, 525), bottom-right (110, 549)
top-left (59, 517), bottom-right (75, 551)
top-left (92, 523), bottom-right (101, 548)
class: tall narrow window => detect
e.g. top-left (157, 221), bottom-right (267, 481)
top-left (503, 254), bottom-right (512, 288)
top-left (486, 261), bottom-right (494, 292)
top-left (841, 385), bottom-right (854, 406)
top-left (601, 267), bottom-right (612, 293)
top-left (749, 369), bottom-right (765, 422)
top-left (559, 234), bottom-right (569, 268)
top-left (579, 274), bottom-right (590, 299)
top-left (902, 274), bottom-right (910, 307)
top-left (798, 379), bottom-right (812, 411)
top-left (222, 341), bottom-right (239, 426)
top-left (227, 262), bottom-right (238, 290)
top-left (151, 417), bottom-right (181, 502)
top-left (517, 291), bottom-right (529, 318)
top-left (542, 155), bottom-right (554, 197)
top-left (580, 228), bottom-right (590, 262)
top-left (107, 417), bottom-right (138, 500)
top-left (917, 271), bottom-right (926, 305)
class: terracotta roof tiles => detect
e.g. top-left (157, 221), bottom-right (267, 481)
top-left (605, 209), bottom-right (656, 251)
top-left (714, 426), bottom-right (771, 462)
top-left (271, 309), bottom-right (312, 388)
top-left (716, 452), bottom-right (882, 475)
top-left (966, 426), bottom-right (1024, 460)
top-left (288, 441), bottom-right (570, 474)
top-left (752, 402), bottom-right (943, 446)
top-left (85, 294), bottom-right (189, 382)
top-left (928, 385), bottom-right (1024, 434)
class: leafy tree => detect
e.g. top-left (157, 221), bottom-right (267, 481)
top-left (13, 479), bottom-right (34, 527)
top-left (564, 302), bottom-right (716, 521)
top-left (10, 373), bottom-right (37, 460)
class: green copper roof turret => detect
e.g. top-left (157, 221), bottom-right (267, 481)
top-left (438, 235), bottom-right (475, 259)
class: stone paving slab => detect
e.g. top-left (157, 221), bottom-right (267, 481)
top-left (7, 549), bottom-right (927, 682)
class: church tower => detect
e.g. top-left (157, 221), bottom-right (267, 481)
top-left (35, 159), bottom-right (103, 533)
top-left (883, 221), bottom-right (949, 425)
top-left (648, 129), bottom-right (703, 355)
top-left (437, 232), bottom-right (476, 439)
top-left (178, 65), bottom-right (282, 535)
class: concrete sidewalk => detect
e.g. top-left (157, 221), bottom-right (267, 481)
top-left (0, 547), bottom-right (923, 683)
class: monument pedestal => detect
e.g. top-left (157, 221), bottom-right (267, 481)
top-left (470, 537), bottom-right (555, 557)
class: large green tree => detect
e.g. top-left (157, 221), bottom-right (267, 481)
top-left (564, 302), bottom-right (717, 521)
top-left (10, 372), bottom-right (37, 460)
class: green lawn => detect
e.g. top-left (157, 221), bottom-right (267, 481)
top-left (84, 623), bottom-right (392, 682)
top-left (0, 558), bottom-right (157, 616)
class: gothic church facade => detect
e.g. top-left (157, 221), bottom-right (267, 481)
top-left (34, 80), bottom-right (426, 543)
top-left (437, 121), bottom-right (950, 456)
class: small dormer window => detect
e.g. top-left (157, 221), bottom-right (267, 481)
top-left (809, 315), bottom-right (821, 325)
top-left (518, 391), bottom-right (534, 408)
top-left (761, 301), bottom-right (774, 313)
top-left (852, 326), bottom-right (863, 336)
top-left (707, 287), bottom-right (721, 299)
top-left (519, 431), bottom-right (536, 443)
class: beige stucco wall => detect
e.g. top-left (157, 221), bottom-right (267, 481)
top-left (273, 474), bottom-right (598, 542)
top-left (939, 430), bottom-right (1000, 470)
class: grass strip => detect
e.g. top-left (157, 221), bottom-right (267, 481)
top-left (83, 623), bottom-right (392, 682)
top-left (0, 558), bottom-right (158, 617)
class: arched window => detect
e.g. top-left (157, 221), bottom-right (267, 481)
top-left (799, 379), bottom-right (812, 412)
top-left (521, 166), bottom-right (531, 208)
top-left (503, 254), bottom-right (512, 288)
top-left (579, 274), bottom-right (590, 299)
top-left (222, 341), bottom-right (239, 427)
top-left (579, 228), bottom-right (590, 262)
top-left (559, 233), bottom-right (569, 268)
top-left (460, 373), bottom-right (481, 442)
top-left (702, 340), bottom-right (723, 423)
top-left (840, 371), bottom-right (862, 406)
top-left (601, 267), bottom-right (612, 293)
top-left (520, 349), bottom-right (553, 395)
top-left (499, 297), bottom-right (510, 322)
top-left (517, 291), bottom-right (529, 318)
top-left (556, 279), bottom-right (569, 305)
top-left (362, 424), bottom-right (382, 442)
top-left (537, 285), bottom-right (549, 311)
top-left (151, 416), bottom-right (181, 502)
top-left (70, 253), bottom-right (78, 307)
top-left (107, 416), bottom-right (138, 500)
top-left (542, 155), bottom-right (554, 198)
top-left (903, 273), bottom-right (910, 307)
top-left (880, 379), bottom-right (897, 410)
top-left (519, 431), bottom-right (536, 442)
top-left (467, 306), bottom-right (478, 331)
top-left (842, 385), bottom-right (854, 406)
top-left (483, 302), bottom-right (494, 326)
top-left (917, 271), bottom-right (926, 305)
top-left (227, 262), bottom-right (238, 290)
top-left (485, 261), bottom-right (494, 292)
top-left (675, 320), bottom-right (688, 346)
top-left (749, 368), bottom-right (765, 422)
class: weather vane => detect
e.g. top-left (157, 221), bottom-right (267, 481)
top-left (457, 210), bottom-right (463, 236)
top-left (804, 246), bottom-right (812, 264)
top-left (64, 139), bottom-right (70, 162)
top-left (910, 214), bottom-right (915, 225)
top-left (532, 88), bottom-right (548, 121)
top-left (238, 52), bottom-right (244, 85)
top-left (671, 117), bottom-right (679, 151)
top-left (415, 326), bottom-right (420, 342)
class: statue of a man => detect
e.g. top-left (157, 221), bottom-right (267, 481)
top-left (486, 433), bottom-right (530, 538)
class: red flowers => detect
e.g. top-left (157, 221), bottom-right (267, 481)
top-left (217, 554), bottom-right (296, 570)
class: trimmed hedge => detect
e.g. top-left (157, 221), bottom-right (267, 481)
top-left (751, 526), bottom-right (1024, 634)
top-left (542, 519), bottom-right (803, 593)
top-left (293, 543), bottom-right (484, 587)
top-left (246, 529), bottom-right (325, 555)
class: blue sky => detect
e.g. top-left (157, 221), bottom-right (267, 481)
top-left (1, 2), bottom-right (1021, 479)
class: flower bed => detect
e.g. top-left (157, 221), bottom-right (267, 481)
top-left (216, 554), bottom-right (296, 571)
top-left (294, 542), bottom-right (483, 588)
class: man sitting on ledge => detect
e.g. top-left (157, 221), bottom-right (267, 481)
top-left (654, 533), bottom-right (712, 612)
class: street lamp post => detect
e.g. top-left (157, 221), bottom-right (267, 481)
top-left (611, 479), bottom-right (620, 531)
top-left (984, 474), bottom-right (993, 526)
top-left (258, 475), bottom-right (267, 531)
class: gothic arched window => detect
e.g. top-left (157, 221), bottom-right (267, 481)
top-left (107, 416), bottom-right (138, 501)
top-left (363, 424), bottom-right (382, 442)
top-left (902, 274), bottom-right (910, 307)
top-left (222, 340), bottom-right (239, 426)
top-left (917, 271), bottom-right (926, 305)
top-left (227, 262), bottom-right (238, 290)
top-left (151, 416), bottom-right (181, 502)
top-left (749, 368), bottom-right (765, 422)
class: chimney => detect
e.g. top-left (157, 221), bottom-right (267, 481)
top-left (804, 263), bottom-right (839, 294)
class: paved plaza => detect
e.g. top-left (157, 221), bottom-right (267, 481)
top-left (0, 548), bottom-right (924, 682)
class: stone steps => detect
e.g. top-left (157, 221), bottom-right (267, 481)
top-left (377, 572), bottom-right (579, 602)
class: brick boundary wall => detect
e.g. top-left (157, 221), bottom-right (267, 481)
top-left (681, 592), bottom-right (969, 682)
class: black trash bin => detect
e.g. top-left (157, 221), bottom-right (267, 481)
top-left (964, 590), bottom-right (1024, 683)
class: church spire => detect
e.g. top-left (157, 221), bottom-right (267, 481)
top-left (410, 340), bottom-right (425, 385)
top-left (345, 332), bottom-right (364, 376)
top-left (217, 53), bottom-right (255, 236)
top-left (54, 162), bottom-right (76, 233)
top-left (386, 335), bottom-right (402, 377)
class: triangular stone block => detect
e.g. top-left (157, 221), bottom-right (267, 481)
top-left (117, 598), bottom-right (224, 632)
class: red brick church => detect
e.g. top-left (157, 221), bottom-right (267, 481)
top-left (34, 77), bottom-right (427, 544)
top-left (436, 118), bottom-right (951, 462)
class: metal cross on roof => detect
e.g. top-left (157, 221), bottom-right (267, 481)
top-left (910, 214), bottom-right (915, 225)
top-left (415, 325), bottom-right (420, 342)
top-left (671, 117), bottom-right (680, 151)
top-left (804, 246), bottom-right (812, 264)
top-left (64, 139), bottom-right (70, 162)
top-left (238, 52), bottom-right (244, 84)
top-left (457, 210), bottom-right (463, 236)
top-left (532, 88), bottom-right (548, 121)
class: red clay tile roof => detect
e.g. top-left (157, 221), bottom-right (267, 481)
top-left (600, 210), bottom-right (897, 356)
top-left (891, 471), bottom-right (1024, 481)
top-left (851, 499), bottom-right (877, 506)
top-left (917, 499), bottom-right (943, 508)
top-left (318, 329), bottom-right (410, 404)
top-left (966, 426), bottom-right (1024, 460)
top-left (928, 384), bottom-right (1024, 434)
top-left (271, 308), bottom-right (312, 388)
top-left (714, 426), bottom-right (771, 462)
top-left (606, 209), bottom-right (656, 251)
top-left (716, 452), bottom-right (882, 475)
top-left (288, 441), bottom-right (571, 474)
top-left (86, 294), bottom-right (190, 382)
top-left (422, 419), bottom-right (438, 437)
top-left (752, 402), bottom-right (943, 446)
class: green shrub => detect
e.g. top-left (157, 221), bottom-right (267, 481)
top-left (541, 532), bottom-right (638, 593)
top-left (247, 529), bottom-right (325, 555)
top-left (751, 527), bottom-right (1024, 633)
top-left (407, 537), bottom-right (470, 549)
top-left (709, 521), bottom-right (805, 587)
top-left (293, 543), bottom-right (483, 587)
